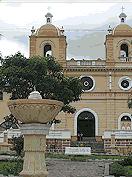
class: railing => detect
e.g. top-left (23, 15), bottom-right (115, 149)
top-left (0, 129), bottom-right (71, 141)
top-left (46, 130), bottom-right (71, 139)
top-left (118, 57), bottom-right (132, 62)
top-left (67, 59), bottom-right (106, 67)
top-left (103, 130), bottom-right (132, 139)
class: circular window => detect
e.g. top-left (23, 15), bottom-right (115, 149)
top-left (119, 76), bottom-right (131, 91)
top-left (80, 76), bottom-right (95, 91)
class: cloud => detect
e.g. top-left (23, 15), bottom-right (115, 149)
top-left (1, 2), bottom-right (132, 59)
top-left (0, 3), bottom-right (116, 26)
top-left (0, 38), bottom-right (28, 57)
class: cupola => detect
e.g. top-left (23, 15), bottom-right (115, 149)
top-left (45, 12), bottom-right (53, 24)
top-left (119, 7), bottom-right (127, 23)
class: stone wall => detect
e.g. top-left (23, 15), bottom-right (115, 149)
top-left (46, 139), bottom-right (71, 153)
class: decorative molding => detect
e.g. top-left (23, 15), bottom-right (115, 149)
top-left (40, 40), bottom-right (55, 48)
top-left (20, 124), bottom-right (51, 135)
top-left (116, 39), bottom-right (131, 47)
top-left (64, 67), bottom-right (132, 72)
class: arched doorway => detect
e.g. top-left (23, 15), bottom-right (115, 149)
top-left (77, 111), bottom-right (95, 137)
top-left (75, 108), bottom-right (98, 138)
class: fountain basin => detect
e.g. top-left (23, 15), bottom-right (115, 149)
top-left (8, 99), bottom-right (63, 123)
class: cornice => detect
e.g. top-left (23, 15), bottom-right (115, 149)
top-left (64, 66), bottom-right (132, 72)
top-left (106, 34), bottom-right (132, 38)
top-left (80, 91), bottom-right (131, 100)
top-left (29, 35), bottom-right (66, 38)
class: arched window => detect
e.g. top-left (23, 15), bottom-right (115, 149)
top-left (120, 43), bottom-right (128, 58)
top-left (121, 18), bottom-right (124, 23)
top-left (47, 18), bottom-right (50, 23)
top-left (121, 115), bottom-right (131, 130)
top-left (44, 44), bottom-right (52, 57)
top-left (121, 116), bottom-right (131, 122)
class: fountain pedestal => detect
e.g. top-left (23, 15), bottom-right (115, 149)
top-left (20, 124), bottom-right (50, 177)
top-left (8, 99), bottom-right (63, 177)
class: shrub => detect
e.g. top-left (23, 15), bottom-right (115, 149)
top-left (0, 160), bottom-right (23, 176)
top-left (10, 135), bottom-right (24, 157)
top-left (110, 162), bottom-right (126, 177)
top-left (119, 156), bottom-right (132, 166)
top-left (125, 166), bottom-right (132, 177)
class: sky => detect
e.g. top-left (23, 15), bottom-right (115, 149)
top-left (0, 2), bottom-right (132, 58)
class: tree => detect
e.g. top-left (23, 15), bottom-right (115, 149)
top-left (0, 114), bottom-right (19, 130)
top-left (10, 135), bottom-right (24, 157)
top-left (0, 52), bottom-right (83, 157)
top-left (1, 52), bottom-right (83, 114)
top-left (128, 97), bottom-right (132, 109)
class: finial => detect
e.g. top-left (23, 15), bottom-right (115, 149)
top-left (31, 26), bottom-right (35, 35)
top-left (108, 25), bottom-right (112, 34)
top-left (28, 86), bottom-right (42, 99)
top-left (60, 26), bottom-right (64, 35)
top-left (34, 86), bottom-right (36, 91)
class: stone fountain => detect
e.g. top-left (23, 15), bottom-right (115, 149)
top-left (8, 91), bottom-right (63, 177)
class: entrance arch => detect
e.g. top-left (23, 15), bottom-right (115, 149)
top-left (74, 108), bottom-right (98, 137)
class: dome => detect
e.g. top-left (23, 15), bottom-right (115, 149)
top-left (45, 12), bottom-right (53, 18)
top-left (119, 12), bottom-right (127, 18)
top-left (36, 24), bottom-right (61, 37)
top-left (113, 24), bottom-right (132, 36)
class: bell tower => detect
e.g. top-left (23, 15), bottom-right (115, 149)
top-left (29, 12), bottom-right (67, 66)
top-left (105, 8), bottom-right (132, 67)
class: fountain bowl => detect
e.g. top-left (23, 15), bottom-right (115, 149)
top-left (8, 99), bottom-right (63, 124)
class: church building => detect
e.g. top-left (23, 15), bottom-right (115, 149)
top-left (0, 10), bottom-right (132, 154)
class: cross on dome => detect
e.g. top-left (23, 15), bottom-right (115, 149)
top-left (47, 6), bottom-right (51, 12)
top-left (121, 6), bottom-right (125, 13)
top-left (119, 6), bottom-right (127, 23)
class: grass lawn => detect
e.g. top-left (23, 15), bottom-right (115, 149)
top-left (125, 166), bottom-right (132, 176)
top-left (46, 153), bottom-right (127, 161)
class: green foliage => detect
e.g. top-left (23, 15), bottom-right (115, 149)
top-left (110, 162), bottom-right (126, 177)
top-left (128, 99), bottom-right (132, 109)
top-left (119, 156), bottom-right (132, 166)
top-left (0, 114), bottom-right (19, 130)
top-left (1, 52), bottom-right (83, 114)
top-left (125, 166), bottom-right (132, 177)
top-left (0, 160), bottom-right (23, 176)
top-left (110, 157), bottom-right (132, 177)
top-left (10, 135), bottom-right (24, 157)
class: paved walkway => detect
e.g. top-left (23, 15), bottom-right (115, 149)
top-left (0, 157), bottom-right (111, 177)
top-left (47, 159), bottom-right (105, 177)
